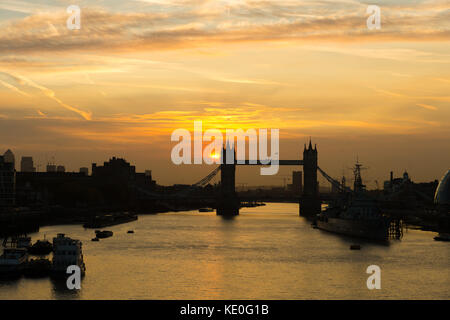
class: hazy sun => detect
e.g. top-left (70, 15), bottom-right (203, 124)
top-left (210, 152), bottom-right (221, 160)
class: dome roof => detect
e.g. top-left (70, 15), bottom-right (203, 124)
top-left (434, 170), bottom-right (450, 205)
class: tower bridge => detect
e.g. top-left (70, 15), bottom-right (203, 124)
top-left (216, 139), bottom-right (321, 216)
top-left (137, 140), bottom-right (345, 217)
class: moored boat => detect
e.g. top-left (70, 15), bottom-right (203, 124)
top-left (28, 239), bottom-right (53, 255)
top-left (0, 248), bottom-right (28, 276)
top-left (83, 212), bottom-right (138, 228)
top-left (315, 161), bottom-right (402, 242)
top-left (51, 233), bottom-right (86, 277)
top-left (95, 230), bottom-right (113, 238)
top-left (24, 258), bottom-right (51, 277)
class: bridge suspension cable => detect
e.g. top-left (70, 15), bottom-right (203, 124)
top-left (192, 166), bottom-right (221, 187)
top-left (317, 166), bottom-right (352, 193)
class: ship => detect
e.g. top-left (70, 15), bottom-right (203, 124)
top-left (83, 212), bottom-right (138, 228)
top-left (51, 233), bottom-right (86, 277)
top-left (28, 239), bottom-right (53, 255)
top-left (315, 161), bottom-right (402, 242)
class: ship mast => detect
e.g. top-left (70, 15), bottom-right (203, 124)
top-left (353, 158), bottom-right (367, 193)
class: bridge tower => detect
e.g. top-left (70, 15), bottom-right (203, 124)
top-left (300, 140), bottom-right (321, 216)
top-left (217, 144), bottom-right (239, 216)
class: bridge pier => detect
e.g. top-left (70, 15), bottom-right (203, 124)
top-left (217, 145), bottom-right (239, 216)
top-left (300, 140), bottom-right (321, 217)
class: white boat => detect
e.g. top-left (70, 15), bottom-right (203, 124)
top-left (0, 248), bottom-right (28, 276)
top-left (51, 233), bottom-right (86, 276)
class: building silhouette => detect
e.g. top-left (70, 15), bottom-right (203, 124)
top-left (384, 170), bottom-right (411, 193)
top-left (21, 156), bottom-right (36, 172)
top-left (92, 157), bottom-right (136, 179)
top-left (92, 157), bottom-right (155, 208)
top-left (136, 170), bottom-right (155, 187)
top-left (0, 154), bottom-right (15, 208)
top-left (291, 171), bottom-right (302, 195)
top-left (3, 149), bottom-right (15, 170)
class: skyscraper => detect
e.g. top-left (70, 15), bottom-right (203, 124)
top-left (21, 156), bottom-right (36, 172)
top-left (3, 149), bottom-right (15, 170)
top-left (0, 155), bottom-right (15, 207)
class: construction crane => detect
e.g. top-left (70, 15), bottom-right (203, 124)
top-left (375, 180), bottom-right (380, 190)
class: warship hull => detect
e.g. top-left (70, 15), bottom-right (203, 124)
top-left (316, 217), bottom-right (390, 242)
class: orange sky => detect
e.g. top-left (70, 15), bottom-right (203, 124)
top-left (0, 0), bottom-right (449, 187)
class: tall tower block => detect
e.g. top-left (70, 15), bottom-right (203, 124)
top-left (300, 140), bottom-right (321, 216)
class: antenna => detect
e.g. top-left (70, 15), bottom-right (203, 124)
top-left (348, 157), bottom-right (369, 192)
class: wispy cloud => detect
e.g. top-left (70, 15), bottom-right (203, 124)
top-left (370, 87), bottom-right (450, 102)
top-left (0, 0), bottom-right (59, 14)
top-left (0, 79), bottom-right (30, 97)
top-left (416, 103), bottom-right (438, 111)
top-left (36, 109), bottom-right (47, 117)
top-left (0, 71), bottom-right (92, 120)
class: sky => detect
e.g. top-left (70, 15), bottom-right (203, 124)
top-left (0, 0), bottom-right (449, 187)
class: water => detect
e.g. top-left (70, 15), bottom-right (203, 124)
top-left (0, 203), bottom-right (448, 299)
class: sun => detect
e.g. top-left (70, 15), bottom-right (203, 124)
top-left (210, 152), bottom-right (221, 160)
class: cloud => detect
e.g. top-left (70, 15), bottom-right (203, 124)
top-left (0, 2), bottom-right (448, 55)
top-left (0, 79), bottom-right (31, 97)
top-left (305, 46), bottom-right (450, 63)
top-left (0, 0), bottom-right (59, 14)
top-left (36, 110), bottom-right (47, 117)
top-left (416, 103), bottom-right (438, 111)
top-left (370, 87), bottom-right (450, 102)
top-left (0, 71), bottom-right (92, 120)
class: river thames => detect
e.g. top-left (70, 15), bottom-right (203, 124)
top-left (0, 203), bottom-right (448, 299)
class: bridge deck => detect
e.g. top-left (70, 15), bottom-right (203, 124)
top-left (235, 160), bottom-right (303, 166)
